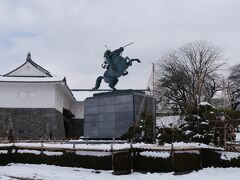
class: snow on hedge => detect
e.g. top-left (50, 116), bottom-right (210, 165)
top-left (236, 133), bottom-right (240, 142)
top-left (199, 102), bottom-right (215, 108)
top-left (174, 150), bottom-right (200, 154)
top-left (0, 150), bottom-right (8, 154)
top-left (0, 143), bottom-right (13, 147)
top-left (156, 115), bottom-right (181, 128)
top-left (18, 150), bottom-right (41, 155)
top-left (219, 151), bottom-right (240, 161)
top-left (140, 151), bottom-right (170, 158)
top-left (43, 151), bottom-right (63, 156)
top-left (75, 151), bottom-right (111, 157)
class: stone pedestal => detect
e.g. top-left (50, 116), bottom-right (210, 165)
top-left (84, 90), bottom-right (154, 138)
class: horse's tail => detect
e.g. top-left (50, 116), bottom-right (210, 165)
top-left (93, 76), bottom-right (103, 89)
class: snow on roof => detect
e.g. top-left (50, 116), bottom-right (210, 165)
top-left (0, 52), bottom-right (76, 101)
top-left (3, 52), bottom-right (53, 78)
top-left (0, 52), bottom-right (65, 83)
top-left (0, 75), bottom-right (64, 83)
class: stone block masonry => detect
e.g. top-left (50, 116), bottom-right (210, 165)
top-left (0, 108), bottom-right (65, 140)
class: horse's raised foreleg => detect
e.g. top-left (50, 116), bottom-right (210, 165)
top-left (125, 57), bottom-right (141, 66)
top-left (123, 71), bottom-right (128, 76)
top-left (131, 58), bottom-right (141, 63)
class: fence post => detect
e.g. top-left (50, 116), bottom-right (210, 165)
top-left (41, 140), bottom-right (44, 163)
top-left (199, 149), bottom-right (203, 169)
top-left (171, 143), bottom-right (174, 172)
top-left (130, 141), bottom-right (133, 171)
top-left (12, 142), bottom-right (16, 163)
top-left (73, 142), bottom-right (76, 155)
top-left (111, 143), bottom-right (114, 171)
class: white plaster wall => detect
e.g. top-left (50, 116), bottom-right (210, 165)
top-left (54, 83), bottom-right (75, 113)
top-left (54, 84), bottom-right (84, 118)
top-left (0, 83), bottom-right (55, 108)
top-left (73, 101), bottom-right (84, 119)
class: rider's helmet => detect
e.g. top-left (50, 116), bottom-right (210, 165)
top-left (104, 50), bottom-right (111, 58)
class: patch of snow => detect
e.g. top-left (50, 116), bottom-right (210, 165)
top-left (193, 115), bottom-right (201, 120)
top-left (0, 75), bottom-right (63, 82)
top-left (0, 150), bottom-right (8, 154)
top-left (156, 115), bottom-right (181, 128)
top-left (0, 143), bottom-right (13, 147)
top-left (0, 164), bottom-right (240, 180)
top-left (75, 151), bottom-right (111, 157)
top-left (193, 134), bottom-right (203, 138)
top-left (236, 133), bottom-right (240, 142)
top-left (140, 151), bottom-right (170, 158)
top-left (0, 142), bottom-right (223, 152)
top-left (184, 130), bottom-right (193, 135)
top-left (212, 91), bottom-right (223, 99)
top-left (199, 102), bottom-right (215, 108)
top-left (13, 142), bottom-right (131, 151)
top-left (201, 121), bottom-right (209, 125)
top-left (219, 151), bottom-right (240, 161)
top-left (175, 150), bottom-right (200, 154)
top-left (171, 142), bottom-right (223, 150)
top-left (43, 151), bottom-right (63, 156)
top-left (17, 150), bottom-right (41, 155)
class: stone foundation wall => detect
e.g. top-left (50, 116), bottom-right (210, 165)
top-left (0, 108), bottom-right (65, 140)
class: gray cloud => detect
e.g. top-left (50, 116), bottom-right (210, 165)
top-left (0, 0), bottom-right (239, 92)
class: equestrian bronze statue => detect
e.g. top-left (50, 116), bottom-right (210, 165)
top-left (93, 45), bottom-right (140, 90)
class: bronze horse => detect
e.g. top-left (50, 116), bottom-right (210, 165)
top-left (93, 47), bottom-right (140, 90)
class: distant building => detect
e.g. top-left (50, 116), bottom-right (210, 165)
top-left (0, 53), bottom-right (83, 140)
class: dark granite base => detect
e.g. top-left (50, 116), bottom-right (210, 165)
top-left (84, 90), bottom-right (154, 138)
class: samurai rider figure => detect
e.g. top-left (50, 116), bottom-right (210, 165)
top-left (93, 47), bottom-right (140, 90)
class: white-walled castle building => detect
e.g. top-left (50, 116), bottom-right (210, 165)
top-left (0, 53), bottom-right (83, 140)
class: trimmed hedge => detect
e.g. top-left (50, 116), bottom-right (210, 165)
top-left (113, 151), bottom-right (131, 174)
top-left (223, 157), bottom-right (240, 167)
top-left (201, 149), bottom-right (222, 168)
top-left (133, 151), bottom-right (172, 172)
top-left (79, 154), bottom-right (112, 170)
top-left (1, 147), bottom-right (240, 174)
top-left (0, 147), bottom-right (13, 165)
top-left (173, 151), bottom-right (202, 172)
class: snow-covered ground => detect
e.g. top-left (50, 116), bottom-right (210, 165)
top-left (156, 115), bottom-right (182, 128)
top-left (236, 132), bottom-right (240, 142)
top-left (0, 164), bottom-right (240, 180)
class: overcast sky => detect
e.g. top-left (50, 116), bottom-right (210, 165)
top-left (0, 0), bottom-right (239, 95)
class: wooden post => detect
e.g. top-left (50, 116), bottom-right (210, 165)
top-left (152, 63), bottom-right (156, 142)
top-left (130, 141), bottom-right (133, 171)
top-left (111, 143), bottom-right (114, 171)
top-left (171, 143), bottom-right (174, 171)
top-left (223, 122), bottom-right (227, 147)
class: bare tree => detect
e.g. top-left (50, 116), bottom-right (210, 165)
top-left (156, 41), bottom-right (223, 114)
top-left (228, 64), bottom-right (240, 110)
